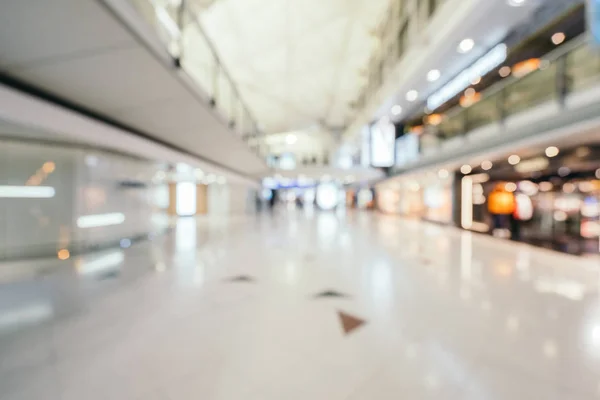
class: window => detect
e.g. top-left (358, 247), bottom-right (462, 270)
top-left (398, 21), bottom-right (408, 59)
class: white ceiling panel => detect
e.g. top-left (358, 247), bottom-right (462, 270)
top-left (112, 98), bottom-right (209, 133)
top-left (5, 47), bottom-right (187, 115)
top-left (0, 0), bottom-right (134, 69)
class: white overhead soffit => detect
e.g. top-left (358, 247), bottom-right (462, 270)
top-left (378, 90), bottom-right (600, 186)
top-left (0, 83), bottom-right (258, 187)
top-left (199, 0), bottom-right (390, 133)
top-left (0, 0), bottom-right (267, 180)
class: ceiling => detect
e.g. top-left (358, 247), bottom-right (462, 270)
top-left (0, 0), bottom-right (267, 179)
top-left (198, 0), bottom-right (391, 134)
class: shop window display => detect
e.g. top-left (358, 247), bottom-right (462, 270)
top-left (459, 144), bottom-right (600, 256)
top-left (376, 173), bottom-right (453, 224)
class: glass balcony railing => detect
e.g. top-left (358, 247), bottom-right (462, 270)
top-left (128, 0), bottom-right (266, 157)
top-left (426, 36), bottom-right (600, 144)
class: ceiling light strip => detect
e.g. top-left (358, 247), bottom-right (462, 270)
top-left (0, 186), bottom-right (56, 198)
top-left (427, 43), bottom-right (507, 110)
top-left (77, 213), bottom-right (126, 228)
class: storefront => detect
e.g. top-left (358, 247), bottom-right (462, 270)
top-left (357, 188), bottom-right (375, 209)
top-left (376, 169), bottom-right (454, 224)
top-left (457, 144), bottom-right (600, 255)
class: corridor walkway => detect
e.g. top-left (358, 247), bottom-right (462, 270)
top-left (1, 210), bottom-right (600, 399)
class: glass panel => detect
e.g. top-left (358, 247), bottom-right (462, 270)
top-left (130, 0), bottom-right (181, 58)
top-left (128, 0), bottom-right (263, 158)
top-left (180, 16), bottom-right (217, 99)
top-left (566, 44), bottom-right (600, 92)
top-left (216, 69), bottom-right (234, 122)
top-left (436, 111), bottom-right (465, 139)
top-left (465, 94), bottom-right (501, 131)
top-left (426, 41), bottom-right (600, 151)
top-left (503, 64), bottom-right (558, 117)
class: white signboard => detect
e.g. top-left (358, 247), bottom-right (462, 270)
top-left (395, 133), bottom-right (420, 167)
top-left (370, 118), bottom-right (396, 167)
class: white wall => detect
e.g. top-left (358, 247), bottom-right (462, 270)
top-left (0, 138), bottom-right (169, 259)
top-left (207, 183), bottom-right (255, 216)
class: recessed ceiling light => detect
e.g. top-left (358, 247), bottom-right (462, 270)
top-left (575, 146), bottom-right (591, 157)
top-left (551, 32), bottom-right (565, 45)
top-left (427, 69), bottom-right (441, 82)
top-left (438, 169), bottom-right (449, 179)
top-left (460, 165), bottom-right (472, 174)
top-left (464, 88), bottom-right (476, 97)
top-left (558, 167), bottom-right (570, 177)
top-left (406, 90), bottom-right (419, 102)
top-left (508, 155), bottom-right (520, 165)
top-left (470, 76), bottom-right (481, 85)
top-left (391, 105), bottom-right (402, 115)
top-left (545, 146), bottom-right (559, 158)
top-left (458, 38), bottom-right (475, 54)
top-left (499, 66), bottom-right (511, 77)
top-left (481, 160), bottom-right (493, 170)
top-left (507, 0), bottom-right (526, 6)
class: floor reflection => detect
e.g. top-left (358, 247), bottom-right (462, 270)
top-left (0, 211), bottom-right (599, 399)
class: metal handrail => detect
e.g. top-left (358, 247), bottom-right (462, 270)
top-left (180, 2), bottom-right (250, 123)
top-left (428, 34), bottom-right (593, 141)
top-left (440, 34), bottom-right (589, 122)
top-left (129, 0), bottom-right (262, 142)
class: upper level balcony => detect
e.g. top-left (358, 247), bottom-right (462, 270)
top-left (390, 35), bottom-right (600, 175)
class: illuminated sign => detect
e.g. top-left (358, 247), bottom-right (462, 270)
top-left (514, 157), bottom-right (549, 174)
top-left (427, 43), bottom-right (507, 110)
top-left (370, 118), bottom-right (396, 167)
top-left (395, 133), bottom-right (419, 167)
top-left (176, 182), bottom-right (197, 216)
top-left (316, 183), bottom-right (339, 210)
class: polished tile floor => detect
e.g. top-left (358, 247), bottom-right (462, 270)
top-left (1, 209), bottom-right (600, 399)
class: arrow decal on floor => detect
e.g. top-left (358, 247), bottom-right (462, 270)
top-left (337, 310), bottom-right (366, 336)
top-left (314, 289), bottom-right (349, 299)
top-left (225, 275), bottom-right (255, 283)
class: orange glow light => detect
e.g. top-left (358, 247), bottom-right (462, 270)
top-left (512, 58), bottom-right (540, 78)
top-left (42, 162), bottom-right (56, 174)
top-left (410, 125), bottom-right (424, 135)
top-left (26, 176), bottom-right (42, 186)
top-left (460, 92), bottom-right (481, 107)
top-left (494, 263), bottom-right (513, 278)
top-left (57, 249), bottom-right (70, 260)
top-left (426, 114), bottom-right (443, 126)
